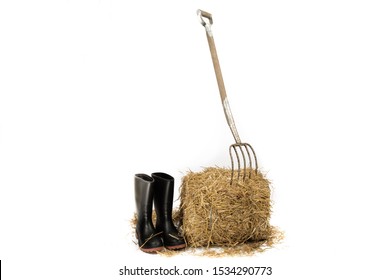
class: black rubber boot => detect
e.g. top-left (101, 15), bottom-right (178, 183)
top-left (134, 174), bottom-right (163, 253)
top-left (152, 172), bottom-right (186, 250)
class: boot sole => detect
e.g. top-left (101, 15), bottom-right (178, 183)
top-left (140, 246), bottom-right (164, 253)
top-left (165, 243), bottom-right (186, 250)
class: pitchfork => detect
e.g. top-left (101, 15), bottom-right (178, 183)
top-left (197, 9), bottom-right (259, 184)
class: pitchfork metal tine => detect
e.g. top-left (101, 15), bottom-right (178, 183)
top-left (239, 145), bottom-right (247, 181)
top-left (243, 144), bottom-right (252, 178)
top-left (246, 143), bottom-right (258, 173)
top-left (229, 145), bottom-right (238, 184)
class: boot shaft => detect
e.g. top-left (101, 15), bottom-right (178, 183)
top-left (152, 172), bottom-right (174, 217)
top-left (134, 174), bottom-right (154, 219)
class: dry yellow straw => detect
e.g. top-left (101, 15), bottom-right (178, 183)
top-left (179, 167), bottom-right (274, 248)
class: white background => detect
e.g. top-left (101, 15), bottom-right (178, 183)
top-left (1, 0), bottom-right (390, 279)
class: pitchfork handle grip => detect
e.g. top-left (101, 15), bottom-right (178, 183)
top-left (198, 9), bottom-right (213, 24)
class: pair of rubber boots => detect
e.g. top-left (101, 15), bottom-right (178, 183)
top-left (135, 172), bottom-right (186, 253)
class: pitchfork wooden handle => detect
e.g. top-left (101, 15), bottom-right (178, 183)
top-left (198, 9), bottom-right (241, 144)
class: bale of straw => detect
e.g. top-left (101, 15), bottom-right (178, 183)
top-left (179, 167), bottom-right (272, 248)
